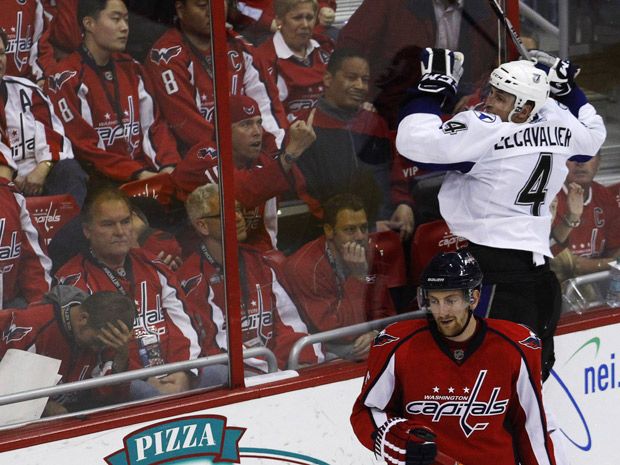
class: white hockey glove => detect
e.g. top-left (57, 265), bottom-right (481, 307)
top-left (374, 417), bottom-right (437, 465)
top-left (418, 48), bottom-right (464, 96)
top-left (529, 49), bottom-right (581, 96)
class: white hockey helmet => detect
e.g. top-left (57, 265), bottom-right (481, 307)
top-left (489, 60), bottom-right (550, 122)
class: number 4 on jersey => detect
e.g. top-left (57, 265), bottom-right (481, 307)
top-left (516, 152), bottom-right (552, 216)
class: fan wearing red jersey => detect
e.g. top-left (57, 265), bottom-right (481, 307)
top-left (351, 250), bottom-right (558, 465)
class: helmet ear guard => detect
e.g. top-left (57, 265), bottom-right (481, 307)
top-left (489, 60), bottom-right (550, 122)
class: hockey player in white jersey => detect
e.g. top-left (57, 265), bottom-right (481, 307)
top-left (396, 48), bottom-right (606, 380)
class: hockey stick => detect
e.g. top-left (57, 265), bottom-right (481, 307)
top-left (435, 450), bottom-right (466, 465)
top-left (487, 0), bottom-right (532, 60)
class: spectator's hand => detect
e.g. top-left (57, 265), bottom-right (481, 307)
top-left (318, 7), bottom-right (335, 26)
top-left (284, 108), bottom-right (316, 159)
top-left (19, 163), bottom-right (52, 196)
top-left (342, 241), bottom-right (369, 278)
top-left (530, 49), bottom-right (580, 96)
top-left (0, 165), bottom-right (13, 180)
top-left (418, 48), bottom-right (464, 96)
top-left (348, 330), bottom-right (377, 360)
top-left (157, 250), bottom-right (183, 271)
top-left (136, 170), bottom-right (160, 180)
top-left (147, 371), bottom-right (191, 395)
top-left (98, 319), bottom-right (133, 373)
top-left (43, 400), bottom-right (68, 417)
top-left (361, 101), bottom-right (377, 112)
top-left (390, 204), bottom-right (415, 241)
top-left (566, 182), bottom-right (584, 221)
top-left (270, 19), bottom-right (279, 33)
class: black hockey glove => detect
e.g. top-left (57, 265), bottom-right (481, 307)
top-left (530, 49), bottom-right (581, 97)
top-left (375, 417), bottom-right (437, 465)
top-left (417, 47), bottom-right (464, 96)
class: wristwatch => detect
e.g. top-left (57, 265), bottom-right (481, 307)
top-left (562, 214), bottom-right (581, 228)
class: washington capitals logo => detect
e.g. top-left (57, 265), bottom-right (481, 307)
top-left (373, 329), bottom-right (399, 347)
top-left (519, 330), bottom-right (542, 350)
top-left (197, 146), bottom-right (217, 160)
top-left (2, 315), bottom-right (32, 343)
top-left (181, 274), bottom-right (202, 295)
top-left (150, 46), bottom-right (182, 65)
top-left (47, 70), bottom-right (77, 94)
top-left (243, 105), bottom-right (256, 116)
top-left (59, 272), bottom-right (82, 287)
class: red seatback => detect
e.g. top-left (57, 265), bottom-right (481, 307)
top-left (370, 230), bottom-right (407, 288)
top-left (608, 181), bottom-right (620, 208)
top-left (410, 220), bottom-right (468, 285)
top-left (25, 194), bottom-right (80, 246)
top-left (119, 173), bottom-right (175, 206)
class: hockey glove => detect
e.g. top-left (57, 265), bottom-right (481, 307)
top-left (418, 48), bottom-right (464, 96)
top-left (375, 417), bottom-right (437, 465)
top-left (530, 49), bottom-right (581, 97)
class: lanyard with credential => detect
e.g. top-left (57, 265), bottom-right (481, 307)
top-left (88, 250), bottom-right (136, 298)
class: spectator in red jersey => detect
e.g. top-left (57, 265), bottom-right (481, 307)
top-left (178, 183), bottom-right (324, 373)
top-left (0, 177), bottom-right (52, 309)
top-left (551, 154), bottom-right (620, 280)
top-left (0, 28), bottom-right (87, 205)
top-left (284, 193), bottom-right (396, 361)
top-left (46, 0), bottom-right (181, 183)
top-left (295, 48), bottom-right (414, 242)
top-left (144, 0), bottom-right (287, 152)
top-left (173, 94), bottom-right (318, 251)
top-left (0, 0), bottom-right (47, 82)
top-left (0, 286), bottom-right (134, 416)
top-left (55, 187), bottom-right (202, 399)
top-left (255, 0), bottom-right (334, 123)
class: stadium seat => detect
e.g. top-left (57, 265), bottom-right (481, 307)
top-left (410, 219), bottom-right (468, 285)
top-left (25, 194), bottom-right (80, 246)
top-left (370, 230), bottom-right (407, 288)
top-left (119, 172), bottom-right (175, 206)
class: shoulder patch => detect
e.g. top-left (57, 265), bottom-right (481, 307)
top-left (47, 70), bottom-right (77, 94)
top-left (473, 111), bottom-right (497, 123)
top-left (59, 272), bottom-right (81, 287)
top-left (181, 274), bottom-right (203, 295)
top-left (373, 329), bottom-right (399, 347)
top-left (442, 120), bottom-right (468, 135)
top-left (2, 314), bottom-right (32, 344)
top-left (150, 46), bottom-right (182, 65)
top-left (518, 329), bottom-right (542, 350)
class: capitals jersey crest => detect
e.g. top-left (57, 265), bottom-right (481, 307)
top-left (2, 314), bottom-right (32, 343)
top-left (373, 329), bottom-right (399, 347)
top-left (518, 330), bottom-right (542, 349)
top-left (181, 274), bottom-right (202, 296)
top-left (58, 272), bottom-right (82, 287)
top-left (149, 46), bottom-right (182, 65)
top-left (47, 71), bottom-right (77, 94)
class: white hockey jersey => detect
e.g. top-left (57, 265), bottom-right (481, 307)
top-left (396, 97), bottom-right (606, 257)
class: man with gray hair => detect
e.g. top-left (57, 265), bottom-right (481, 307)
top-left (179, 183), bottom-right (324, 374)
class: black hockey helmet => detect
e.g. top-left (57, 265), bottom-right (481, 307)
top-left (418, 250), bottom-right (483, 309)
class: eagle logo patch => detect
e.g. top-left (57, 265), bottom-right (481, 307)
top-left (2, 315), bottom-right (32, 343)
top-left (197, 146), bottom-right (217, 160)
top-left (181, 274), bottom-right (202, 295)
top-left (47, 71), bottom-right (77, 94)
top-left (519, 330), bottom-right (542, 350)
top-left (59, 272), bottom-right (82, 287)
top-left (150, 46), bottom-right (182, 65)
top-left (373, 329), bottom-right (399, 347)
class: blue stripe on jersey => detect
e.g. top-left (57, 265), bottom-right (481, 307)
top-left (412, 160), bottom-right (475, 173)
top-left (556, 85), bottom-right (588, 117)
top-left (398, 93), bottom-right (443, 121)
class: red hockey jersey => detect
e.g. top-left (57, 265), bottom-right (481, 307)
top-left (256, 31), bottom-right (332, 122)
top-left (552, 182), bottom-right (620, 257)
top-left (0, 0), bottom-right (46, 80)
top-left (144, 27), bottom-right (287, 149)
top-left (0, 75), bottom-right (73, 177)
top-left (173, 141), bottom-right (318, 251)
top-left (55, 248), bottom-right (200, 370)
top-left (178, 243), bottom-right (324, 372)
top-left (0, 179), bottom-right (52, 308)
top-left (46, 50), bottom-right (181, 181)
top-left (351, 317), bottom-right (556, 465)
top-left (284, 236), bottom-right (396, 339)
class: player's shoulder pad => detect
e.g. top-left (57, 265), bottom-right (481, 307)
top-left (372, 319), bottom-right (428, 349)
top-left (487, 318), bottom-right (542, 351)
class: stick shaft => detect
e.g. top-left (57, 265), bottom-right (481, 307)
top-left (488, 0), bottom-right (532, 60)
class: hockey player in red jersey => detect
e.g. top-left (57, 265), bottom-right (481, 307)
top-left (351, 250), bottom-right (557, 465)
top-left (47, 0), bottom-right (181, 183)
top-left (144, 0), bottom-right (287, 151)
top-left (179, 183), bottom-right (323, 373)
